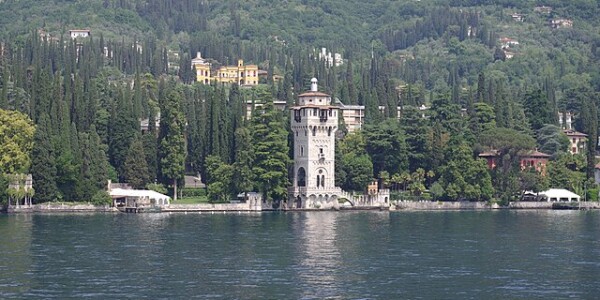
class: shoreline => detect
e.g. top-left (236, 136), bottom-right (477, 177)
top-left (3, 200), bottom-right (600, 214)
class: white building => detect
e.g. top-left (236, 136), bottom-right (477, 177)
top-left (288, 79), bottom-right (390, 209)
top-left (69, 29), bottom-right (91, 39)
top-left (289, 78), bottom-right (344, 209)
top-left (538, 189), bottom-right (580, 202)
top-left (317, 48), bottom-right (343, 67)
top-left (563, 129), bottom-right (587, 155)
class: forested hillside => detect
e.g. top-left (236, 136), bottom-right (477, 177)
top-left (1, 0), bottom-right (599, 205)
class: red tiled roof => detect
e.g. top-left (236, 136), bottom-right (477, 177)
top-left (563, 129), bottom-right (587, 137)
top-left (523, 150), bottom-right (551, 158)
top-left (292, 104), bottom-right (337, 110)
top-left (298, 91), bottom-right (330, 97)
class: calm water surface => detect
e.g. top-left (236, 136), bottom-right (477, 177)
top-left (1, 210), bottom-right (600, 299)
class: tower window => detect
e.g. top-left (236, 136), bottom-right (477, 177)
top-left (297, 168), bottom-right (306, 187)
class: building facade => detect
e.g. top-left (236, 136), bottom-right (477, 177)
top-left (191, 52), bottom-right (211, 84)
top-left (214, 59), bottom-right (258, 86)
top-left (69, 29), bottom-right (90, 39)
top-left (289, 78), bottom-right (344, 209)
top-left (479, 149), bottom-right (550, 175)
top-left (191, 56), bottom-right (259, 86)
top-left (563, 129), bottom-right (587, 155)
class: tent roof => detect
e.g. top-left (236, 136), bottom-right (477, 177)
top-left (109, 188), bottom-right (171, 201)
top-left (539, 188), bottom-right (580, 199)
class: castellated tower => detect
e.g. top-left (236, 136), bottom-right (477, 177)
top-left (289, 78), bottom-right (344, 209)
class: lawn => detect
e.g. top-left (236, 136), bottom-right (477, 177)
top-left (172, 196), bottom-right (211, 204)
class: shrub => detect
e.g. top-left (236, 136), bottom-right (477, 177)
top-left (146, 183), bottom-right (167, 194)
top-left (587, 188), bottom-right (599, 201)
top-left (181, 188), bottom-right (206, 197)
top-left (91, 190), bottom-right (112, 206)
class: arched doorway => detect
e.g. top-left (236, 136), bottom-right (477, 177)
top-left (297, 167), bottom-right (306, 187)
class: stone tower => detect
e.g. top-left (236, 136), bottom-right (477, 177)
top-left (289, 78), bottom-right (343, 209)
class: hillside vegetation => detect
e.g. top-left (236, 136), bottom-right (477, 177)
top-left (0, 0), bottom-right (599, 204)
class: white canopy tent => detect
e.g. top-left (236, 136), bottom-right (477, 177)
top-left (109, 188), bottom-right (171, 206)
top-left (539, 189), bottom-right (581, 202)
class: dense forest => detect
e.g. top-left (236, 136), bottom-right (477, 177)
top-left (1, 0), bottom-right (600, 206)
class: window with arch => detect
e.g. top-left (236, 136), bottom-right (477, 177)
top-left (297, 167), bottom-right (306, 187)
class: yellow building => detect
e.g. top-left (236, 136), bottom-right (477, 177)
top-left (215, 59), bottom-right (259, 86)
top-left (191, 52), bottom-right (211, 84)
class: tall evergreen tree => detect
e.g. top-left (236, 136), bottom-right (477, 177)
top-left (122, 134), bottom-right (151, 189)
top-left (31, 114), bottom-right (59, 202)
top-left (251, 101), bottom-right (290, 204)
top-left (232, 127), bottom-right (255, 198)
top-left (159, 90), bottom-right (187, 200)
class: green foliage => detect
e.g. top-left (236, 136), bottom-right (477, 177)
top-left (363, 119), bottom-right (408, 176)
top-left (205, 155), bottom-right (234, 202)
top-left (0, 174), bottom-right (7, 206)
top-left (122, 135), bottom-right (151, 189)
top-left (547, 153), bottom-right (587, 195)
top-left (469, 102), bottom-right (496, 136)
top-left (232, 127), bottom-right (255, 195)
top-left (438, 140), bottom-right (493, 201)
top-left (537, 125), bottom-right (569, 157)
top-left (0, 109), bottom-right (35, 174)
top-left (31, 114), bottom-right (59, 203)
top-left (159, 89), bottom-right (187, 200)
top-left (250, 101), bottom-right (290, 202)
top-left (340, 152), bottom-right (373, 192)
top-left (587, 188), bottom-right (599, 202)
top-left (1, 0), bottom-right (600, 204)
top-left (91, 190), bottom-right (112, 206)
top-left (146, 183), bottom-right (167, 195)
top-left (181, 188), bottom-right (206, 198)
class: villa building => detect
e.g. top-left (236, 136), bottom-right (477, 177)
top-left (563, 129), bottom-right (587, 155)
top-left (69, 29), bottom-right (91, 39)
top-left (191, 53), bottom-right (259, 86)
top-left (191, 52), bottom-right (211, 84)
top-left (479, 149), bottom-right (551, 175)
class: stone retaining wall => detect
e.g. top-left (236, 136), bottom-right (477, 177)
top-left (395, 200), bottom-right (600, 210)
top-left (165, 202), bottom-right (262, 212)
top-left (9, 203), bottom-right (115, 213)
top-left (394, 201), bottom-right (492, 210)
top-left (508, 202), bottom-right (554, 209)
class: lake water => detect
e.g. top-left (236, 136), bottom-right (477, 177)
top-left (1, 210), bottom-right (600, 299)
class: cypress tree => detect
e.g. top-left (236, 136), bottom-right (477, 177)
top-left (232, 127), bottom-right (255, 198)
top-left (122, 134), bottom-right (151, 189)
top-left (158, 90), bottom-right (186, 200)
top-left (251, 100), bottom-right (290, 203)
top-left (109, 88), bottom-right (137, 178)
top-left (31, 114), bottom-right (60, 203)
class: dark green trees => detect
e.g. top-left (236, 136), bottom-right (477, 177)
top-left (251, 100), bottom-right (290, 203)
top-left (437, 141), bottom-right (493, 201)
top-left (122, 135), bottom-right (150, 189)
top-left (158, 90), bottom-right (187, 201)
top-left (363, 119), bottom-right (408, 177)
top-left (31, 114), bottom-right (59, 203)
top-left (336, 132), bottom-right (374, 192)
